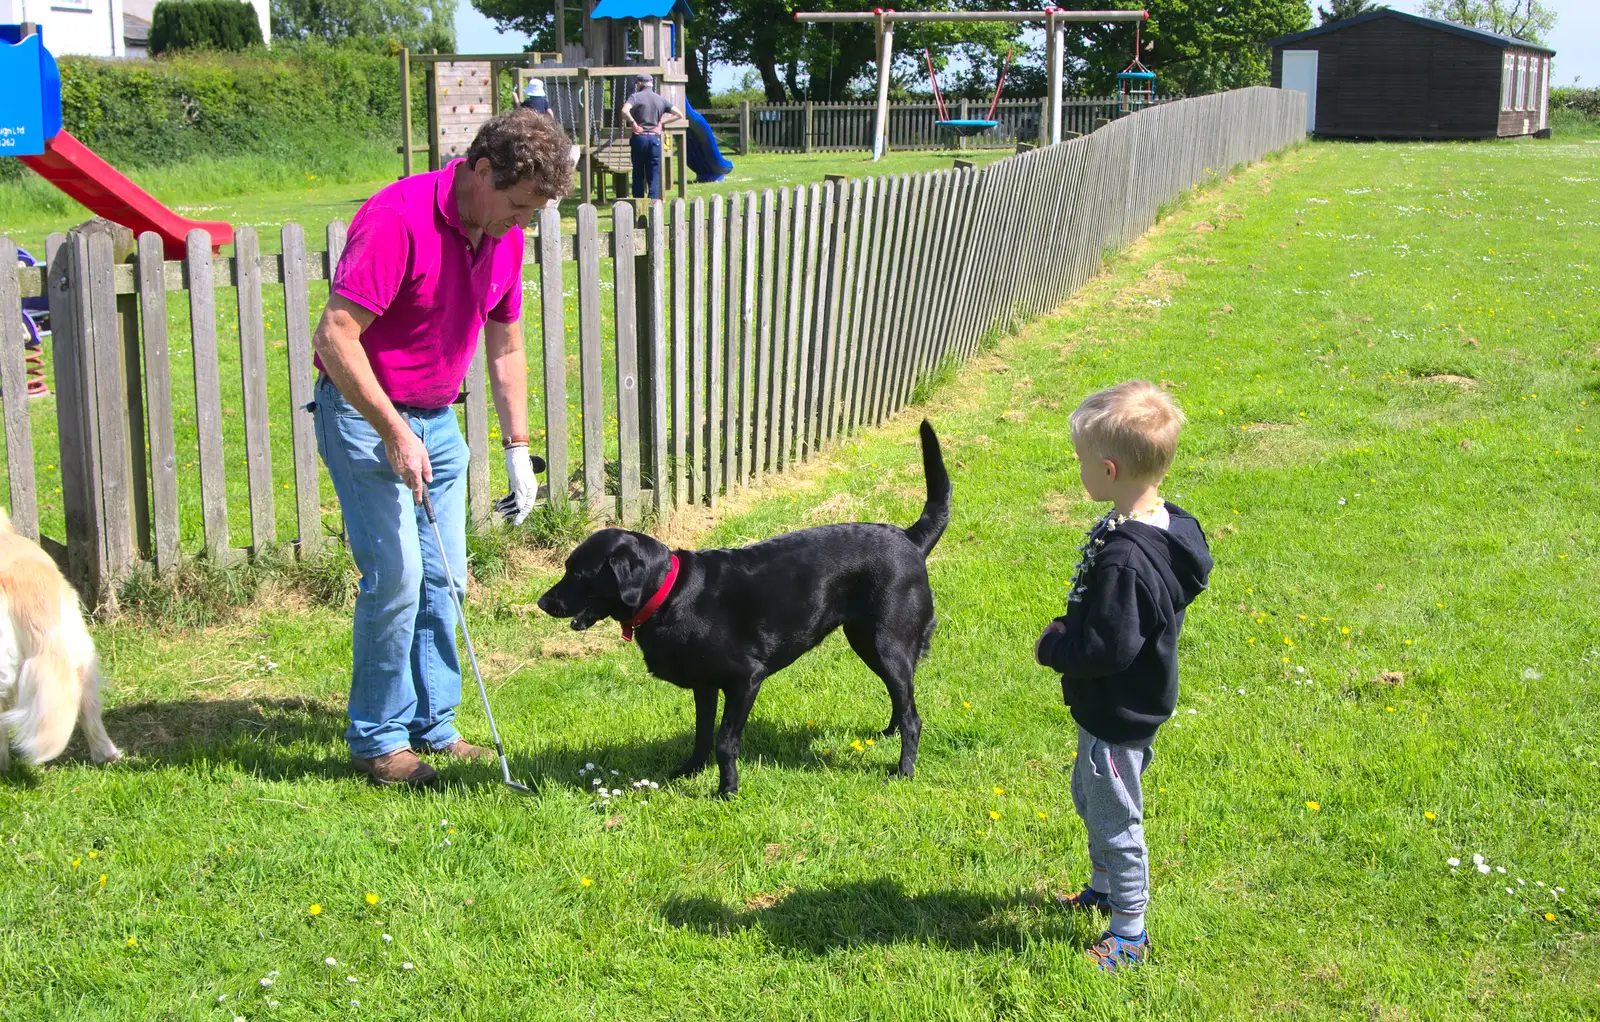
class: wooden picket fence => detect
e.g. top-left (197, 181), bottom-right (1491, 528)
top-left (0, 87), bottom-right (1305, 606)
top-left (704, 96), bottom-right (1179, 154)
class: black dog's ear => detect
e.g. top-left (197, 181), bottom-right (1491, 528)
top-left (608, 547), bottom-right (647, 610)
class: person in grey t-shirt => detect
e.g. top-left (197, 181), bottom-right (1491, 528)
top-left (621, 74), bottom-right (683, 200)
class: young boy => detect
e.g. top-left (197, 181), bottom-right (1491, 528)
top-left (1034, 380), bottom-right (1213, 972)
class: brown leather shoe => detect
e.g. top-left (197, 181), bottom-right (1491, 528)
top-left (351, 748), bottom-right (439, 787)
top-left (426, 739), bottom-right (496, 761)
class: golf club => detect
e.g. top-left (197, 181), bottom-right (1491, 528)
top-left (421, 490), bottom-right (531, 794)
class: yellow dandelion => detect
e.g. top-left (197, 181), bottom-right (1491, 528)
top-left (365, 893), bottom-right (379, 905)
top-left (1037, 811), bottom-right (1048, 820)
top-left (1436, 602), bottom-right (1444, 609)
top-left (988, 811), bottom-right (1000, 821)
top-left (1282, 656), bottom-right (1290, 664)
top-left (448, 828), bottom-right (456, 835)
top-left (1297, 614), bottom-right (1307, 621)
top-left (961, 701), bottom-right (972, 709)
top-left (805, 719), bottom-right (814, 726)
top-left (850, 740), bottom-right (863, 752)
top-left (72, 858), bottom-right (81, 869)
top-left (1386, 706), bottom-right (1396, 712)
top-left (88, 850), bottom-right (99, 858)
top-left (1404, 639), bottom-right (1413, 646)
top-left (1247, 637), bottom-right (1256, 645)
top-left (1305, 801), bottom-right (1321, 811)
top-left (1544, 912), bottom-right (1556, 922)
top-left (864, 738), bottom-right (875, 746)
top-left (1424, 811), bottom-right (1437, 821)
top-left (1341, 626), bottom-right (1350, 635)
top-left (1283, 637), bottom-right (1294, 646)
top-left (993, 786), bottom-right (1005, 796)
top-left (125, 936), bottom-right (137, 947)
top-left (98, 873), bottom-right (107, 887)
top-left (580, 877), bottom-right (593, 887)
top-left (308, 903), bottom-right (323, 916)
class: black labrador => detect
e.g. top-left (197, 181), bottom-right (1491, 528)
top-left (536, 420), bottom-right (951, 796)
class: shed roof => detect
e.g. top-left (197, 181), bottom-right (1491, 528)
top-left (1265, 9), bottom-right (1554, 55)
top-left (589, 0), bottom-right (694, 19)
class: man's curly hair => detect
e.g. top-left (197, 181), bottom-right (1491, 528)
top-left (465, 108), bottom-right (575, 199)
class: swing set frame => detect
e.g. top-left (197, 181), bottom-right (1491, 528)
top-left (794, 8), bottom-right (1149, 160)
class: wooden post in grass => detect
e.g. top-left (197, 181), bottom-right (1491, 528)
top-left (400, 48), bottom-right (414, 177)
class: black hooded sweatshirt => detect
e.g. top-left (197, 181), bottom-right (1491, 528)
top-left (1036, 503), bottom-right (1213, 746)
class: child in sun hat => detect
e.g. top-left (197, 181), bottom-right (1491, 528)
top-left (1033, 379), bottom-right (1213, 972)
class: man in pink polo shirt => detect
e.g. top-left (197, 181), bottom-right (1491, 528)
top-left (310, 109), bottom-right (572, 787)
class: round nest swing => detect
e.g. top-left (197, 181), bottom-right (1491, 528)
top-left (924, 44), bottom-right (1013, 141)
top-left (935, 119), bottom-right (1000, 138)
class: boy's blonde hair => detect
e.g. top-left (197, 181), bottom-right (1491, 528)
top-left (1069, 380), bottom-right (1186, 484)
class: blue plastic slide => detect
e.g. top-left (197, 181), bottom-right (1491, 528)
top-left (682, 99), bottom-right (733, 183)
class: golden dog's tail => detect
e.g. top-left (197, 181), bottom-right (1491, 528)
top-left (4, 645), bottom-right (82, 765)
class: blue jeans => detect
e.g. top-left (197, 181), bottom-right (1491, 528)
top-left (631, 133), bottom-right (662, 199)
top-left (311, 375), bottom-right (468, 759)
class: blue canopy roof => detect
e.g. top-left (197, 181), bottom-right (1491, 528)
top-left (589, 0), bottom-right (693, 19)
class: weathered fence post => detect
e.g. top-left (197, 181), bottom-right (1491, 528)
top-left (804, 101), bottom-right (815, 153)
top-left (739, 100), bottom-right (752, 155)
top-left (0, 237), bottom-right (38, 543)
top-left (50, 220), bottom-right (142, 607)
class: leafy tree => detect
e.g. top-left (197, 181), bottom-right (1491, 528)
top-left (271, 0), bottom-right (455, 52)
top-left (1419, 0), bottom-right (1556, 44)
top-left (151, 0), bottom-right (265, 54)
top-left (1318, 0), bottom-right (1384, 25)
top-left (1059, 0), bottom-right (1312, 97)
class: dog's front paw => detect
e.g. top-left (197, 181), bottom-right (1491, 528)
top-left (888, 764), bottom-right (914, 780)
top-left (91, 745), bottom-right (123, 764)
top-left (715, 785), bottom-right (739, 800)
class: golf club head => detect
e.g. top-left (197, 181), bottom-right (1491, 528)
top-left (504, 780), bottom-right (533, 793)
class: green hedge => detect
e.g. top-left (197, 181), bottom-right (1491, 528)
top-left (6, 43), bottom-right (427, 179)
top-left (150, 0), bottom-right (264, 55)
top-left (1551, 86), bottom-right (1600, 119)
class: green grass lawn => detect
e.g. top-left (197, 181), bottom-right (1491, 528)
top-left (3, 135), bottom-right (1599, 1020)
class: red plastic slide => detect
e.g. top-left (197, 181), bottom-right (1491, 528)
top-left (20, 130), bottom-right (233, 259)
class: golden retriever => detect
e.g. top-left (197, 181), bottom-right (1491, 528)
top-left (0, 507), bottom-right (120, 773)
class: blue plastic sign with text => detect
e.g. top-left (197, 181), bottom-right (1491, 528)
top-left (0, 35), bottom-right (47, 157)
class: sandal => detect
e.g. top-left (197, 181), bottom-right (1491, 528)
top-left (1086, 929), bottom-right (1151, 973)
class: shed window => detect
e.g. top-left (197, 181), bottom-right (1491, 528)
top-left (1501, 54), bottom-right (1514, 112)
top-left (1518, 56), bottom-right (1529, 110)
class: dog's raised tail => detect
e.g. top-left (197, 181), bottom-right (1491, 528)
top-left (903, 420), bottom-right (951, 558)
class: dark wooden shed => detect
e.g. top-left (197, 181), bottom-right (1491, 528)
top-left (1266, 10), bottom-right (1554, 140)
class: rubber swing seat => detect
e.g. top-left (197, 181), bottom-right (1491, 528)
top-left (936, 119), bottom-right (999, 137)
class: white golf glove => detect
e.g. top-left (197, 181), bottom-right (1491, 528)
top-left (498, 446), bottom-right (539, 525)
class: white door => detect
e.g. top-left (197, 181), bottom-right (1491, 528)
top-left (1282, 50), bottom-right (1319, 133)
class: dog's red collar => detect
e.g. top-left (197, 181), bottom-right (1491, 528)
top-left (620, 555), bottom-right (679, 642)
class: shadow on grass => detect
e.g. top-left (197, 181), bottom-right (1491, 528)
top-left (662, 879), bottom-right (1088, 954)
top-left (520, 717), bottom-right (884, 794)
top-left (35, 697), bottom-right (864, 796)
top-left (88, 696), bottom-right (524, 791)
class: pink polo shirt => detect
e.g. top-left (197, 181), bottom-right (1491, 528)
top-left (318, 159), bottom-right (524, 409)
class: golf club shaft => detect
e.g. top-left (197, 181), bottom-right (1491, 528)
top-left (422, 493), bottom-right (515, 787)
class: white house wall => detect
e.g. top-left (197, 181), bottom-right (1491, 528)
top-left (4, 0), bottom-right (269, 57)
